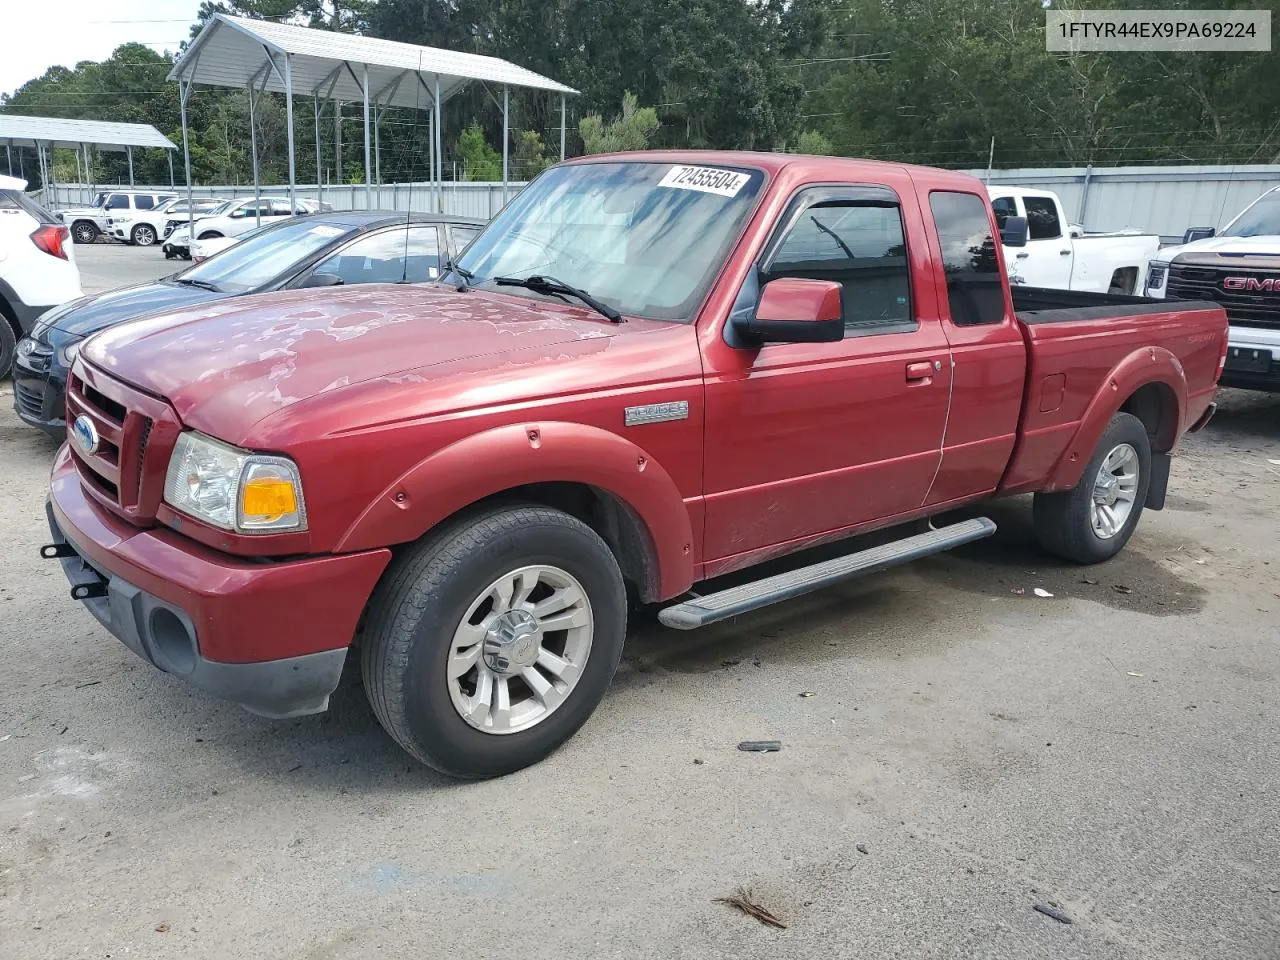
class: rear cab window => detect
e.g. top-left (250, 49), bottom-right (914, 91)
top-left (1023, 196), bottom-right (1062, 240)
top-left (928, 191), bottom-right (1006, 327)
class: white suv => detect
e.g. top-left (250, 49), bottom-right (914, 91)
top-left (57, 190), bottom-right (177, 244)
top-left (0, 175), bottom-right (83, 377)
top-left (108, 196), bottom-right (222, 247)
top-left (162, 196), bottom-right (328, 259)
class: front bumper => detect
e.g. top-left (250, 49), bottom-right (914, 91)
top-left (12, 345), bottom-right (66, 437)
top-left (1221, 325), bottom-right (1280, 392)
top-left (161, 240), bottom-right (190, 259)
top-left (46, 446), bottom-right (392, 718)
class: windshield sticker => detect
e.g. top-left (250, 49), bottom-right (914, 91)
top-left (308, 224), bottom-right (346, 238)
top-left (658, 165), bottom-right (751, 198)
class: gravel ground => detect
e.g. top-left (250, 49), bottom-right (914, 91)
top-left (1, 245), bottom-right (1277, 958)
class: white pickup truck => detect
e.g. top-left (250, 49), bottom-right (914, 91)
top-left (988, 186), bottom-right (1161, 295)
top-left (1144, 184), bottom-right (1280, 392)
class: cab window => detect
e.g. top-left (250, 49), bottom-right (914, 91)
top-left (928, 191), bottom-right (1005, 327)
top-left (763, 188), bottom-right (913, 334)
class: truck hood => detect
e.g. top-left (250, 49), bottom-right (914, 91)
top-left (1160, 234), bottom-right (1280, 261)
top-left (82, 284), bottom-right (620, 443)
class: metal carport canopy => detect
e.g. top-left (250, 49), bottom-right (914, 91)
top-left (0, 115), bottom-right (178, 195)
top-left (169, 14), bottom-right (577, 223)
top-left (0, 116), bottom-right (176, 152)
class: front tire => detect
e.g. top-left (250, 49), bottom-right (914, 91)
top-left (71, 221), bottom-right (98, 244)
top-left (361, 505), bottom-right (627, 779)
top-left (1033, 412), bottom-right (1151, 563)
top-left (131, 224), bottom-right (157, 246)
top-left (197, 230), bottom-right (223, 240)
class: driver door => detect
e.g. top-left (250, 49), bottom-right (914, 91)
top-left (700, 180), bottom-right (952, 564)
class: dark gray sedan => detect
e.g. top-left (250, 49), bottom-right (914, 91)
top-left (13, 212), bottom-right (485, 436)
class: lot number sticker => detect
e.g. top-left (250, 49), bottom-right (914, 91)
top-left (659, 165), bottom-right (751, 197)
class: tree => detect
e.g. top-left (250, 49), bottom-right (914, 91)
top-left (795, 130), bottom-right (834, 156)
top-left (579, 92), bottom-right (658, 154)
top-left (515, 130), bottom-right (553, 177)
top-left (457, 124), bottom-right (501, 180)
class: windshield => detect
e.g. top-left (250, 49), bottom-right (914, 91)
top-left (176, 220), bottom-right (349, 293)
top-left (1222, 191), bottom-right (1280, 238)
top-left (456, 161), bottom-right (765, 321)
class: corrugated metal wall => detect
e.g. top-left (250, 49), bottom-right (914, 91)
top-left (40, 181), bottom-right (523, 220)
top-left (42, 163), bottom-right (1280, 241)
top-left (963, 164), bottom-right (1280, 240)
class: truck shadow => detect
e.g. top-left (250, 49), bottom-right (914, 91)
top-left (1204, 387), bottom-right (1280, 441)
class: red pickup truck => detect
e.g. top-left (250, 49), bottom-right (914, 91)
top-left (45, 152), bottom-right (1226, 778)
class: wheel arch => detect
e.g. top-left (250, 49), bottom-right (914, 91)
top-left (1044, 346), bottom-right (1187, 492)
top-left (335, 421), bottom-right (696, 602)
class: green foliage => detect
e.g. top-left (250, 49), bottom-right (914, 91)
top-left (5, 0), bottom-right (1280, 194)
top-left (795, 130), bottom-right (834, 156)
top-left (516, 130), bottom-right (553, 176)
top-left (457, 124), bottom-right (502, 181)
top-left (579, 92), bottom-right (659, 154)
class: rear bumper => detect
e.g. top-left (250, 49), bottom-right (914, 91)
top-left (47, 446), bottom-right (392, 717)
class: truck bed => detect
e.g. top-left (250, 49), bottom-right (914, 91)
top-left (1000, 286), bottom-right (1227, 496)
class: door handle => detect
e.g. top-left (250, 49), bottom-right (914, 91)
top-left (1015, 252), bottom-right (1029, 259)
top-left (1059, 249), bottom-right (1072, 256)
top-left (906, 360), bottom-right (938, 382)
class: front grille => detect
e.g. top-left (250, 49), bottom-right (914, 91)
top-left (1166, 263), bottom-right (1280, 330)
top-left (15, 382), bottom-right (46, 419)
top-left (65, 363), bottom-right (179, 526)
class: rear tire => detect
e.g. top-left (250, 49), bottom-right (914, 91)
top-left (131, 224), bottom-right (157, 246)
top-left (361, 505), bottom-right (627, 779)
top-left (1033, 412), bottom-right (1151, 563)
top-left (71, 221), bottom-right (98, 244)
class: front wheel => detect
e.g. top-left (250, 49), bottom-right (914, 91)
top-left (0, 316), bottom-right (16, 379)
top-left (361, 505), bottom-right (627, 779)
top-left (131, 224), bottom-right (157, 246)
top-left (197, 230), bottom-right (223, 240)
top-left (71, 221), bottom-right (98, 244)
top-left (1033, 411), bottom-right (1152, 563)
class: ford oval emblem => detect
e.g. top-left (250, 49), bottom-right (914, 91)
top-left (72, 415), bottom-right (99, 456)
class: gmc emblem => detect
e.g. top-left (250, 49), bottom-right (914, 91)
top-left (1223, 276), bottom-right (1279, 291)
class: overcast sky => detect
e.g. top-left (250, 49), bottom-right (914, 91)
top-left (0, 0), bottom-right (206, 98)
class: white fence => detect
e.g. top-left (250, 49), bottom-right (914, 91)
top-left (38, 162), bottom-right (1280, 241)
top-left (39, 180), bottom-right (528, 220)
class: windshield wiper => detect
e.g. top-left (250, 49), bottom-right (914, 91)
top-left (442, 259), bottom-right (474, 291)
top-left (493, 274), bottom-right (623, 323)
top-left (173, 277), bottom-right (220, 292)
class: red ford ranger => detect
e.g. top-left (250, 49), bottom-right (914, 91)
top-left (45, 152), bottom-right (1226, 778)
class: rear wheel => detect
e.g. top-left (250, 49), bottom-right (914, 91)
top-left (71, 221), bottom-right (98, 244)
top-left (131, 224), bottom-right (157, 246)
top-left (1033, 412), bottom-right (1151, 563)
top-left (361, 505), bottom-right (627, 779)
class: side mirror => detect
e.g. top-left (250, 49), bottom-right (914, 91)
top-left (733, 277), bottom-right (844, 344)
top-left (1182, 226), bottom-right (1215, 243)
top-left (300, 272), bottom-right (344, 289)
top-left (1000, 215), bottom-right (1028, 247)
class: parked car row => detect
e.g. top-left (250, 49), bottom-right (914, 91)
top-left (34, 152), bottom-right (1227, 780)
top-left (13, 212), bottom-right (483, 432)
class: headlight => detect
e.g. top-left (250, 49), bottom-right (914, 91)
top-left (1145, 262), bottom-right (1168, 293)
top-left (58, 340), bottom-right (82, 366)
top-left (163, 432), bottom-right (307, 534)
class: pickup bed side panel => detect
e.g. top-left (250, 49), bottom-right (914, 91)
top-left (334, 421), bottom-right (697, 599)
top-left (1000, 305), bottom-right (1225, 495)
